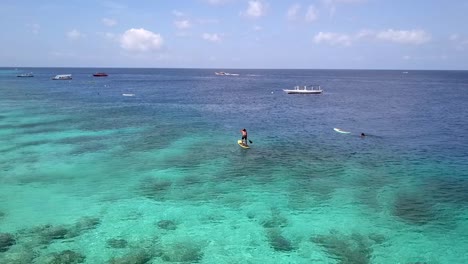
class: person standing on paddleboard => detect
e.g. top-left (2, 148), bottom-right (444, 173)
top-left (241, 128), bottom-right (248, 145)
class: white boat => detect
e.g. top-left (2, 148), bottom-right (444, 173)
top-left (52, 74), bottom-right (72, 80)
top-left (17, 73), bottom-right (34, 77)
top-left (215, 71), bottom-right (239, 76)
top-left (283, 85), bottom-right (323, 94)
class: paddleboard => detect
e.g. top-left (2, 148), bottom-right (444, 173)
top-left (237, 140), bottom-right (250, 149)
top-left (334, 128), bottom-right (351, 134)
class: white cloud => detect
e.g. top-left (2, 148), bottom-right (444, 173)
top-left (120, 28), bottom-right (163, 52)
top-left (286, 4), bottom-right (301, 20)
top-left (287, 4), bottom-right (318, 23)
top-left (202, 33), bottom-right (222, 42)
top-left (355, 29), bottom-right (374, 39)
top-left (313, 32), bottom-right (352, 46)
top-left (172, 10), bottom-right (194, 30)
top-left (172, 10), bottom-right (184, 17)
top-left (67, 29), bottom-right (84, 40)
top-left (174, 20), bottom-right (192, 29)
top-left (305, 5), bottom-right (318, 22)
top-left (102, 18), bottom-right (117, 27)
top-left (376, 29), bottom-right (431, 44)
top-left (244, 1), bottom-right (266, 18)
top-left (253, 25), bottom-right (263, 31)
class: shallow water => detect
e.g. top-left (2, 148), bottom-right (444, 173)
top-left (1, 68), bottom-right (468, 263)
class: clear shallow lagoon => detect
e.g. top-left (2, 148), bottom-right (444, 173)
top-left (1, 68), bottom-right (468, 263)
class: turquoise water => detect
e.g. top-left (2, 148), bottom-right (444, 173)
top-left (1, 68), bottom-right (468, 263)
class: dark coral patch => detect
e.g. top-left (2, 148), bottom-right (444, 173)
top-left (25, 217), bottom-right (100, 246)
top-left (106, 238), bottom-right (128, 249)
top-left (157, 220), bottom-right (177, 230)
top-left (261, 208), bottom-right (288, 229)
top-left (39, 250), bottom-right (86, 264)
top-left (266, 229), bottom-right (295, 252)
top-left (161, 242), bottom-right (203, 263)
top-left (108, 250), bottom-right (152, 264)
top-left (138, 177), bottom-right (173, 200)
top-left (393, 193), bottom-right (436, 225)
top-left (261, 216), bottom-right (288, 229)
top-left (0, 233), bottom-right (16, 252)
top-left (74, 216), bottom-right (101, 232)
top-left (367, 233), bottom-right (386, 245)
top-left (35, 225), bottom-right (71, 242)
top-left (311, 231), bottom-right (377, 264)
top-left (0, 245), bottom-right (37, 263)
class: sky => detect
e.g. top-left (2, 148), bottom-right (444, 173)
top-left (1, 0), bottom-right (467, 70)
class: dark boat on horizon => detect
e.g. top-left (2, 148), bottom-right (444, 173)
top-left (93, 72), bottom-right (108, 77)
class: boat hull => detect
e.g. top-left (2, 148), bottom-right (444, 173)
top-left (283, 89), bottom-right (322, 94)
top-left (93, 73), bottom-right (108, 77)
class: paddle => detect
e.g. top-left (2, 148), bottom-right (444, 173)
top-left (249, 140), bottom-right (253, 144)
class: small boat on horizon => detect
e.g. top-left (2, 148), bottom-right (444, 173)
top-left (17, 73), bottom-right (34, 77)
top-left (215, 71), bottom-right (239, 76)
top-left (93, 72), bottom-right (108, 77)
top-left (52, 74), bottom-right (72, 80)
top-left (283, 85), bottom-right (323, 94)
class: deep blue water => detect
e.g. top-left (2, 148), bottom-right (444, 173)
top-left (1, 68), bottom-right (468, 263)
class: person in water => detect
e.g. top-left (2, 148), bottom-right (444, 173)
top-left (240, 128), bottom-right (248, 145)
top-left (361, 132), bottom-right (366, 137)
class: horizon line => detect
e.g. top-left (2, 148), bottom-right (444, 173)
top-left (1, 66), bottom-right (467, 71)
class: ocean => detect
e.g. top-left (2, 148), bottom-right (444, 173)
top-left (1, 68), bottom-right (467, 263)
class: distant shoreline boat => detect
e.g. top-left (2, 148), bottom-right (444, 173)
top-left (215, 71), bottom-right (239, 76)
top-left (283, 85), bottom-right (323, 94)
top-left (17, 73), bottom-right (34, 77)
top-left (52, 74), bottom-right (72, 80)
top-left (93, 72), bottom-right (108, 77)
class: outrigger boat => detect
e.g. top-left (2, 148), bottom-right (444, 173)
top-left (17, 73), bottom-right (34, 77)
top-left (283, 85), bottom-right (323, 94)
